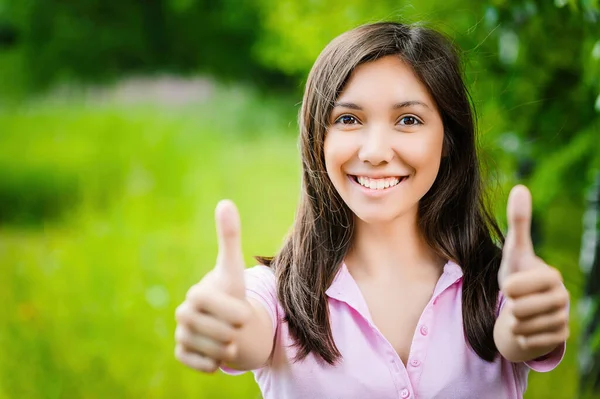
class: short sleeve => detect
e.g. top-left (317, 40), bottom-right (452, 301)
top-left (524, 341), bottom-right (566, 372)
top-left (497, 291), bottom-right (568, 372)
top-left (220, 265), bottom-right (278, 376)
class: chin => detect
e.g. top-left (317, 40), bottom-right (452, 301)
top-left (352, 208), bottom-right (401, 225)
top-left (348, 200), bottom-right (417, 226)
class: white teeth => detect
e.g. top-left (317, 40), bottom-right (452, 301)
top-left (356, 176), bottom-right (402, 190)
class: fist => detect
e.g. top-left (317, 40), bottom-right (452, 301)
top-left (498, 185), bottom-right (569, 351)
top-left (174, 200), bottom-right (251, 373)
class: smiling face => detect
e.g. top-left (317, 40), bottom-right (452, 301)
top-left (324, 55), bottom-right (445, 225)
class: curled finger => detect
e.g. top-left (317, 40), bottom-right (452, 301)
top-left (174, 344), bottom-right (219, 373)
top-left (512, 309), bottom-right (568, 336)
top-left (175, 326), bottom-right (236, 363)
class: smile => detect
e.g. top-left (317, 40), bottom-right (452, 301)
top-left (348, 175), bottom-right (408, 191)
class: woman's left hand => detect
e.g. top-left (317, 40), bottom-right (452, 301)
top-left (496, 185), bottom-right (569, 356)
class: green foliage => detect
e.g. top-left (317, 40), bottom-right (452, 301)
top-left (252, 0), bottom-right (488, 77)
top-left (0, 0), bottom-right (286, 95)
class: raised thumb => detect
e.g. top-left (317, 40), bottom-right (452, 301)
top-left (214, 199), bottom-right (246, 297)
top-left (504, 185), bottom-right (535, 273)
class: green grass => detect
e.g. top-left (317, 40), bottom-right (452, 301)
top-left (0, 87), bottom-right (584, 398)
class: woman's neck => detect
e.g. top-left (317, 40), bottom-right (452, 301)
top-left (345, 211), bottom-right (446, 281)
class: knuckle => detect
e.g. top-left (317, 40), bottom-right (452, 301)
top-left (174, 344), bottom-right (187, 363)
top-left (510, 319), bottom-right (520, 335)
top-left (203, 361), bottom-right (219, 374)
top-left (193, 313), bottom-right (214, 335)
top-left (175, 304), bottom-right (191, 324)
top-left (175, 304), bottom-right (184, 320)
top-left (503, 299), bottom-right (515, 314)
top-left (510, 300), bottom-right (524, 317)
top-left (555, 290), bottom-right (569, 307)
top-left (174, 326), bottom-right (184, 343)
top-left (213, 345), bottom-right (230, 362)
top-left (216, 325), bottom-right (235, 343)
top-left (551, 313), bottom-right (565, 327)
top-left (534, 255), bottom-right (544, 263)
top-left (517, 322), bottom-right (532, 335)
top-left (189, 288), bottom-right (210, 309)
top-left (547, 267), bottom-right (563, 283)
top-left (185, 283), bottom-right (200, 301)
top-left (175, 326), bottom-right (192, 346)
top-left (502, 276), bottom-right (518, 295)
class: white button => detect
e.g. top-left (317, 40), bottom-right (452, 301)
top-left (401, 388), bottom-right (410, 398)
top-left (420, 325), bottom-right (429, 336)
top-left (410, 359), bottom-right (420, 367)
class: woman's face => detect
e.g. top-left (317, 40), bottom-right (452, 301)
top-left (324, 55), bottom-right (445, 225)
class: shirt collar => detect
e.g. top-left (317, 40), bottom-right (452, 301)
top-left (325, 262), bottom-right (372, 318)
top-left (325, 260), bottom-right (464, 315)
top-left (433, 260), bottom-right (463, 297)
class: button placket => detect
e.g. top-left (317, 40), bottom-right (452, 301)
top-left (373, 331), bottom-right (411, 394)
top-left (406, 305), bottom-right (434, 391)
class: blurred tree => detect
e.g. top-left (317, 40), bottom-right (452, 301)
top-left (580, 170), bottom-right (600, 397)
top-left (482, 3), bottom-right (599, 394)
top-left (0, 19), bottom-right (17, 48)
top-left (0, 0), bottom-right (290, 94)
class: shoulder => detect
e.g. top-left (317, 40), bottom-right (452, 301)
top-left (244, 264), bottom-right (276, 281)
top-left (243, 264), bottom-right (277, 299)
top-left (243, 265), bottom-right (280, 329)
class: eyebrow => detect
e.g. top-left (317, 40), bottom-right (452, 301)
top-left (333, 100), bottom-right (431, 110)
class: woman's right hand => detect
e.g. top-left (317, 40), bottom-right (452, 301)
top-left (174, 200), bottom-right (252, 373)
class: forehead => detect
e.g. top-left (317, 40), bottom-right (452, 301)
top-left (337, 55), bottom-right (434, 105)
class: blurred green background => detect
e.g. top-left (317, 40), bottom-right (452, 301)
top-left (0, 0), bottom-right (599, 398)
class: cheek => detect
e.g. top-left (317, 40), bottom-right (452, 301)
top-left (401, 132), bottom-right (444, 173)
top-left (324, 133), bottom-right (356, 177)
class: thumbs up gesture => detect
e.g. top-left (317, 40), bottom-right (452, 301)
top-left (174, 200), bottom-right (252, 373)
top-left (497, 185), bottom-right (569, 357)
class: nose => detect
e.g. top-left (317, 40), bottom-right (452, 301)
top-left (358, 124), bottom-right (395, 166)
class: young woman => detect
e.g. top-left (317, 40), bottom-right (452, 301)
top-left (174, 21), bottom-right (570, 398)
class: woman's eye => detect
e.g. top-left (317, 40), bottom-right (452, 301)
top-left (399, 116), bottom-right (422, 126)
top-left (336, 115), bottom-right (358, 125)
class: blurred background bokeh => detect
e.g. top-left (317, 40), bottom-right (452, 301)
top-left (0, 0), bottom-right (598, 398)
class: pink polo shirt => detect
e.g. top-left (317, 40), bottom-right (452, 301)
top-left (222, 261), bottom-right (565, 399)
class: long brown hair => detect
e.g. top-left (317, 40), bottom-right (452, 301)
top-left (257, 21), bottom-right (504, 365)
